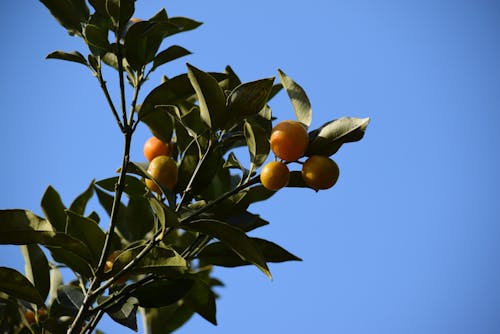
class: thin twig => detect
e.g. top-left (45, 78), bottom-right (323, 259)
top-left (97, 69), bottom-right (124, 132)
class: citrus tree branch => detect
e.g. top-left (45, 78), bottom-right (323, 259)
top-left (96, 68), bottom-right (124, 132)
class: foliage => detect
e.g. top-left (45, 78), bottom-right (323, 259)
top-left (0, 1), bottom-right (369, 333)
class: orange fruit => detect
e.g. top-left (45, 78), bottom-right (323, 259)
top-left (260, 161), bottom-right (290, 191)
top-left (270, 120), bottom-right (309, 162)
top-left (143, 136), bottom-right (171, 161)
top-left (301, 155), bottom-right (339, 190)
top-left (145, 155), bottom-right (178, 193)
top-left (24, 310), bottom-right (35, 324)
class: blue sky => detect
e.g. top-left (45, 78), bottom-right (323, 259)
top-left (1, 1), bottom-right (500, 333)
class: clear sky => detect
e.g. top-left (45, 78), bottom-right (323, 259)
top-left (1, 1), bottom-right (500, 333)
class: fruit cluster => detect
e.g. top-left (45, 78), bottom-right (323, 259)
top-left (143, 136), bottom-right (178, 193)
top-left (261, 120), bottom-right (340, 191)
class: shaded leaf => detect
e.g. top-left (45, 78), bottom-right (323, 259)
top-left (306, 117), bottom-right (370, 156)
top-left (184, 278), bottom-right (217, 325)
top-left (226, 211), bottom-right (269, 232)
top-left (152, 45), bottom-right (192, 71)
top-left (167, 17), bottom-right (203, 36)
top-left (65, 211), bottom-right (105, 264)
top-left (244, 120), bottom-right (270, 174)
top-left (145, 303), bottom-right (195, 334)
top-left (132, 279), bottom-right (194, 308)
top-left (187, 63), bottom-right (226, 129)
top-left (106, 297), bottom-right (139, 331)
top-left (69, 180), bottom-right (95, 215)
top-left (20, 244), bottom-right (50, 303)
top-left (84, 24), bottom-right (109, 49)
top-left (277, 69), bottom-right (312, 127)
top-left (96, 175), bottom-right (146, 198)
top-left (0, 267), bottom-right (43, 306)
top-left (106, 0), bottom-right (134, 28)
top-left (41, 186), bottom-right (67, 232)
top-left (46, 50), bottom-right (88, 66)
top-left (123, 196), bottom-right (155, 242)
top-left (39, 0), bottom-right (89, 35)
top-left (199, 238), bottom-right (301, 268)
top-left (56, 285), bottom-right (84, 313)
top-left (182, 220), bottom-right (271, 279)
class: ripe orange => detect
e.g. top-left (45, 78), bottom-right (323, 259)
top-left (260, 161), bottom-right (290, 191)
top-left (270, 120), bottom-right (309, 162)
top-left (145, 155), bottom-right (178, 193)
top-left (301, 155), bottom-right (340, 190)
top-left (143, 136), bottom-right (171, 161)
top-left (24, 310), bottom-right (35, 324)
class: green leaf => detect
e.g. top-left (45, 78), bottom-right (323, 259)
top-left (226, 77), bottom-right (275, 125)
top-left (69, 180), bottom-right (95, 215)
top-left (198, 238), bottom-right (301, 268)
top-left (221, 65), bottom-right (241, 91)
top-left (122, 196), bottom-right (155, 242)
top-left (183, 278), bottom-right (217, 325)
top-left (89, 0), bottom-right (107, 15)
top-left (41, 186), bottom-right (67, 232)
top-left (0, 267), bottom-right (44, 306)
top-left (144, 304), bottom-right (195, 334)
top-left (226, 211), bottom-right (269, 232)
top-left (152, 45), bottom-right (192, 71)
top-left (167, 17), bottom-right (203, 36)
top-left (56, 285), bottom-right (84, 313)
top-left (106, 297), bottom-right (139, 331)
top-left (112, 245), bottom-right (187, 275)
top-left (306, 117), bottom-right (370, 156)
top-left (84, 24), bottom-right (110, 49)
top-left (123, 20), bottom-right (155, 71)
top-left (132, 279), bottom-right (194, 308)
top-left (96, 175), bottom-right (146, 198)
top-left (244, 120), bottom-right (270, 174)
top-left (65, 211), bottom-right (105, 264)
top-left (106, 0), bottom-right (134, 29)
top-left (277, 69), bottom-right (312, 127)
top-left (48, 267), bottom-right (63, 304)
top-left (187, 63), bottom-right (226, 129)
top-left (20, 244), bottom-right (50, 303)
top-left (182, 219), bottom-right (271, 279)
top-left (46, 50), bottom-right (88, 66)
top-left (94, 187), bottom-right (127, 237)
top-left (39, 0), bottom-right (89, 35)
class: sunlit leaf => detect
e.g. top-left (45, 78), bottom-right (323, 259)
top-left (306, 117), bottom-right (370, 156)
top-left (0, 267), bottom-right (43, 306)
top-left (244, 120), bottom-right (270, 174)
top-left (187, 63), bottom-right (226, 129)
top-left (277, 69), bottom-right (312, 127)
top-left (20, 244), bottom-right (50, 303)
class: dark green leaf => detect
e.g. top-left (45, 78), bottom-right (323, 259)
top-left (221, 65), bottom-right (241, 91)
top-left (84, 24), bottom-right (109, 49)
top-left (56, 285), bottom-right (84, 313)
top-left (306, 117), bottom-right (370, 156)
top-left (187, 63), bottom-right (226, 129)
top-left (46, 50), bottom-right (88, 66)
top-left (123, 20), bottom-right (155, 71)
top-left (65, 211), bottom-right (105, 264)
top-left (94, 187), bottom-right (127, 237)
top-left (0, 267), bottom-right (43, 306)
top-left (69, 180), bottom-right (95, 215)
top-left (183, 277), bottom-right (217, 325)
top-left (123, 196), bottom-right (155, 242)
top-left (183, 219), bottom-right (271, 279)
top-left (39, 0), bottom-right (89, 35)
top-left (277, 69), bottom-right (312, 127)
top-left (199, 238), bottom-right (301, 268)
top-left (95, 175), bottom-right (146, 198)
top-left (20, 244), bottom-right (50, 303)
top-left (226, 211), bottom-right (269, 232)
top-left (140, 107), bottom-right (174, 144)
top-left (244, 120), bottom-right (270, 173)
top-left (41, 186), bottom-right (67, 232)
top-left (226, 77), bottom-right (274, 125)
top-left (132, 279), bottom-right (194, 308)
top-left (89, 0), bottom-right (107, 14)
top-left (106, 297), bottom-right (138, 331)
top-left (106, 0), bottom-right (134, 28)
top-left (286, 171), bottom-right (310, 188)
top-left (152, 45), bottom-right (192, 71)
top-left (167, 17), bottom-right (203, 36)
top-left (112, 245), bottom-right (187, 275)
top-left (145, 304), bottom-right (194, 334)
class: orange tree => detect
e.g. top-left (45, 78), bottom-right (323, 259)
top-left (0, 1), bottom-right (369, 333)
